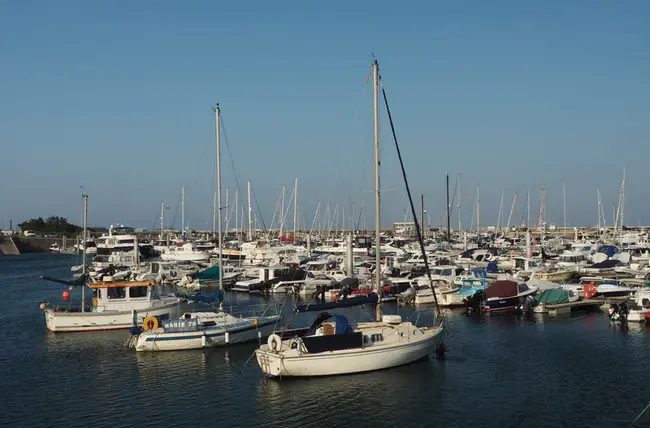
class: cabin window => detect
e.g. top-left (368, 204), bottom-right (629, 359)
top-left (152, 263), bottom-right (159, 274)
top-left (371, 334), bottom-right (384, 342)
top-left (129, 286), bottom-right (148, 298)
top-left (107, 287), bottom-right (126, 299)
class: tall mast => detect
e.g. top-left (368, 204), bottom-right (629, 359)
top-left (214, 103), bottom-right (223, 291)
top-left (563, 181), bottom-right (567, 230)
top-left (497, 187), bottom-right (504, 233)
top-left (247, 181), bottom-right (252, 241)
top-left (293, 177), bottom-right (298, 239)
top-left (476, 185), bottom-right (480, 234)
top-left (280, 184), bottom-right (285, 238)
top-left (597, 187), bottom-right (601, 233)
top-left (445, 175), bottom-right (451, 241)
top-left (181, 186), bottom-right (185, 237)
top-left (526, 188), bottom-right (531, 231)
top-left (81, 193), bottom-right (88, 312)
top-left (234, 189), bottom-right (238, 244)
top-left (372, 59), bottom-right (381, 312)
top-left (160, 202), bottom-right (165, 239)
top-left (457, 174), bottom-right (461, 232)
top-left (212, 192), bottom-right (217, 236)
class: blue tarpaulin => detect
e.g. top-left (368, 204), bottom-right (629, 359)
top-left (597, 245), bottom-right (619, 258)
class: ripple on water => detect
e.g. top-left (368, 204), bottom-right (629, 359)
top-left (2, 255), bottom-right (650, 428)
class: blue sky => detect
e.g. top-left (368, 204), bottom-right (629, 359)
top-left (1, 1), bottom-right (648, 230)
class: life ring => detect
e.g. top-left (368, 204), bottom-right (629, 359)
top-left (143, 316), bottom-right (159, 331)
top-left (583, 283), bottom-right (597, 299)
top-left (322, 323), bottom-right (335, 336)
top-left (267, 333), bottom-right (282, 352)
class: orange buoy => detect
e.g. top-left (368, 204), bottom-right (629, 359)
top-left (143, 316), bottom-right (159, 331)
top-left (62, 291), bottom-right (71, 300)
top-left (583, 283), bottom-right (597, 299)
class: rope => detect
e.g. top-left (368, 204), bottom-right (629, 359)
top-left (630, 400), bottom-right (650, 427)
top-left (378, 69), bottom-right (442, 320)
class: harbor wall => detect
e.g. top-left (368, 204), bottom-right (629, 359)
top-left (0, 237), bottom-right (72, 255)
top-left (0, 236), bottom-right (20, 255)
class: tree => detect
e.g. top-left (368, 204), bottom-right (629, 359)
top-left (18, 216), bottom-right (81, 235)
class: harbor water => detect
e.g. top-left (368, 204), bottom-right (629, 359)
top-left (1, 254), bottom-right (650, 428)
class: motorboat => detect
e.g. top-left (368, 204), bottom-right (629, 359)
top-left (49, 243), bottom-right (60, 253)
top-left (40, 280), bottom-right (183, 332)
top-left (439, 278), bottom-right (488, 307)
top-left (160, 242), bottom-right (210, 263)
top-left (469, 280), bottom-right (538, 313)
top-left (131, 310), bottom-right (281, 351)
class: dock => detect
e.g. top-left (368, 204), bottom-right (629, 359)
top-left (534, 296), bottom-right (629, 315)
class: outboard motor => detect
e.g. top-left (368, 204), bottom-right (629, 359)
top-left (399, 286), bottom-right (416, 303)
top-left (464, 290), bottom-right (485, 314)
top-left (520, 295), bottom-right (537, 313)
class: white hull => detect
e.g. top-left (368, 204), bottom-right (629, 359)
top-left (135, 317), bottom-right (279, 351)
top-left (45, 300), bottom-right (182, 333)
top-left (160, 253), bottom-right (210, 263)
top-left (256, 322), bottom-right (443, 377)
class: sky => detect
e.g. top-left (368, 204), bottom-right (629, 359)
top-left (1, 1), bottom-right (649, 231)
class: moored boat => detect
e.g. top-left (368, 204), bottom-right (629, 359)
top-left (132, 311), bottom-right (281, 351)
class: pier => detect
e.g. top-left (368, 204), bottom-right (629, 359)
top-left (534, 296), bottom-right (629, 315)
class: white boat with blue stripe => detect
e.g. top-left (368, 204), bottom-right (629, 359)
top-left (132, 311), bottom-right (281, 352)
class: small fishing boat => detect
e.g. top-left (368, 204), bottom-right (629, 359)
top-left (40, 280), bottom-right (183, 332)
top-left (131, 311), bottom-right (281, 351)
top-left (49, 243), bottom-right (60, 253)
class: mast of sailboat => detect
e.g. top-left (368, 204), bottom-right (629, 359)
top-left (214, 103), bottom-right (224, 291)
top-left (235, 189), bottom-right (239, 245)
top-left (372, 59), bottom-right (382, 320)
top-left (247, 181), bottom-right (252, 241)
top-left (293, 177), bottom-right (298, 240)
top-left (563, 181), bottom-right (567, 231)
top-left (181, 186), bottom-right (185, 238)
top-left (81, 192), bottom-right (88, 312)
top-left (457, 174), bottom-right (461, 233)
top-left (446, 174), bottom-right (451, 241)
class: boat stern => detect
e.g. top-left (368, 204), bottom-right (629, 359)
top-left (255, 347), bottom-right (285, 377)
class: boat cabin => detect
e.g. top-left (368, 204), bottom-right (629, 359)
top-left (88, 281), bottom-right (156, 312)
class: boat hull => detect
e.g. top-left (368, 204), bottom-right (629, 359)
top-left (256, 325), bottom-right (443, 377)
top-left (44, 301), bottom-right (182, 333)
top-left (135, 317), bottom-right (279, 351)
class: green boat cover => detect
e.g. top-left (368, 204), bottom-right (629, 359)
top-left (535, 288), bottom-right (570, 305)
top-left (196, 265), bottom-right (220, 280)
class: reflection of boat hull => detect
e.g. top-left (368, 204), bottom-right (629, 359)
top-left (256, 323), bottom-right (443, 377)
top-left (135, 316), bottom-right (279, 351)
top-left (44, 300), bottom-right (182, 333)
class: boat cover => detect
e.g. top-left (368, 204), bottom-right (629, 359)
top-left (295, 293), bottom-right (378, 312)
top-left (597, 245), bottom-right (618, 258)
top-left (196, 265), bottom-right (220, 280)
top-left (483, 280), bottom-right (518, 299)
top-left (535, 289), bottom-right (570, 305)
top-left (589, 259), bottom-right (621, 269)
top-left (486, 263), bottom-right (498, 273)
top-left (176, 291), bottom-right (224, 302)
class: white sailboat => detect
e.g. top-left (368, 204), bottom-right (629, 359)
top-left (129, 103), bottom-right (281, 350)
top-left (255, 59), bottom-right (444, 377)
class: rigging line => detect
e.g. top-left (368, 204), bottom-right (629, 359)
top-left (630, 399), bottom-right (650, 427)
top-left (219, 114), bottom-right (244, 207)
top-left (250, 185), bottom-right (268, 231)
top-left (379, 74), bottom-right (442, 318)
